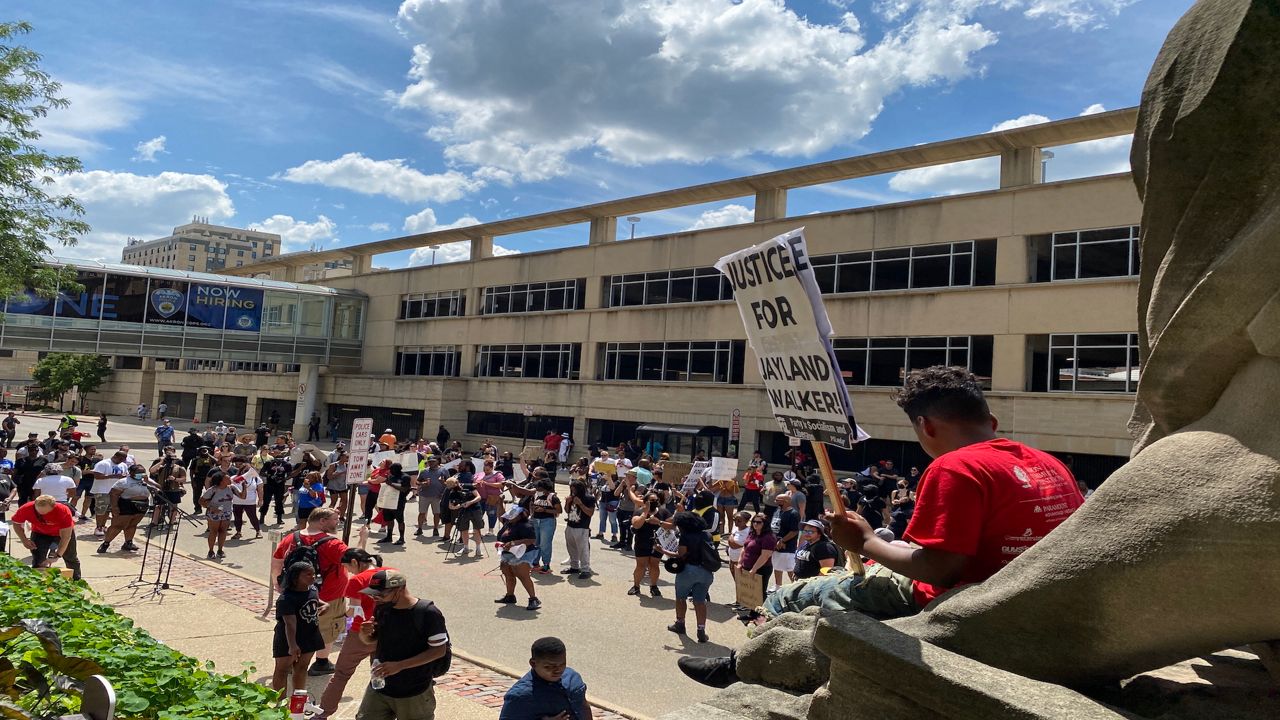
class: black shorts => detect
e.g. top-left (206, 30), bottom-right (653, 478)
top-left (297, 506), bottom-right (317, 521)
top-left (381, 508), bottom-right (403, 522)
top-left (272, 623), bottom-right (325, 658)
top-left (634, 541), bottom-right (662, 559)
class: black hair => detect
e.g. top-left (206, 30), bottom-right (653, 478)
top-left (341, 547), bottom-right (383, 567)
top-left (390, 463), bottom-right (403, 474)
top-left (692, 490), bottom-right (716, 511)
top-left (893, 366), bottom-right (991, 424)
top-left (285, 561), bottom-right (314, 589)
top-left (531, 636), bottom-right (566, 660)
top-left (673, 511), bottom-right (706, 535)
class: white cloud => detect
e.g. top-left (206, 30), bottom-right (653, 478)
top-left (402, 208), bottom-right (482, 234)
top-left (392, 1), bottom-right (1135, 184)
top-left (408, 242), bottom-right (519, 266)
top-left (367, 222), bottom-right (391, 232)
top-left (1022, 1), bottom-right (1136, 30)
top-left (132, 135), bottom-right (168, 162)
top-left (50, 171), bottom-right (235, 261)
top-left (37, 82), bottom-right (140, 155)
top-left (248, 214), bottom-right (337, 252)
top-left (278, 152), bottom-right (483, 203)
top-left (888, 104), bottom-right (1132, 196)
top-left (685, 204), bottom-right (756, 231)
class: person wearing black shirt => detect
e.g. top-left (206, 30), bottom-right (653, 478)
top-left (526, 477), bottom-right (562, 574)
top-left (793, 520), bottom-right (840, 579)
top-left (255, 424), bottom-right (271, 448)
top-left (259, 456), bottom-right (292, 526)
top-left (769, 494), bottom-right (801, 589)
top-left (378, 464), bottom-right (412, 546)
top-left (628, 488), bottom-right (671, 597)
top-left (857, 484), bottom-right (886, 532)
top-left (802, 474), bottom-right (825, 522)
top-left (495, 505), bottom-right (540, 610)
top-left (444, 475), bottom-right (485, 557)
top-left (180, 429), bottom-right (203, 467)
top-left (562, 479), bottom-right (596, 579)
top-left (358, 570), bottom-right (450, 719)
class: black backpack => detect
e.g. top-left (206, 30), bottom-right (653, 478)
top-left (696, 533), bottom-right (723, 573)
top-left (277, 532), bottom-right (335, 590)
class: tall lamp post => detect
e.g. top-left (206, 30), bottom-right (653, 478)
top-left (1040, 150), bottom-right (1056, 182)
top-left (626, 216), bottom-right (641, 240)
top-left (429, 245), bottom-right (440, 265)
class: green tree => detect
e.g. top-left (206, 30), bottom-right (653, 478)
top-left (0, 21), bottom-right (88, 302)
top-left (30, 353), bottom-right (111, 411)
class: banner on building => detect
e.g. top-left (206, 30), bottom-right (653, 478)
top-left (186, 283), bottom-right (263, 331)
top-left (715, 228), bottom-right (867, 449)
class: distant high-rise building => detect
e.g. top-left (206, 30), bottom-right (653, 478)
top-left (120, 218), bottom-right (280, 272)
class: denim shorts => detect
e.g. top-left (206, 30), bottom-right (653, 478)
top-left (715, 495), bottom-right (738, 507)
top-left (675, 564), bottom-right (715, 602)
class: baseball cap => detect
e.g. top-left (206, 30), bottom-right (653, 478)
top-left (787, 478), bottom-right (803, 489)
top-left (801, 519), bottom-right (826, 533)
top-left (359, 569), bottom-right (408, 597)
top-left (501, 504), bottom-right (527, 521)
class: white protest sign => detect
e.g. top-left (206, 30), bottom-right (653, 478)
top-left (710, 457), bottom-right (738, 483)
top-left (375, 482), bottom-right (400, 510)
top-left (715, 227), bottom-right (868, 449)
top-left (347, 418), bottom-right (373, 484)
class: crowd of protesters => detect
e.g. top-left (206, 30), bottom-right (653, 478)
top-left (0, 365), bottom-right (1090, 720)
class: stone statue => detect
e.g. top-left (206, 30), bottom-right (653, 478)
top-left (665, 2), bottom-right (1280, 717)
top-left (891, 0), bottom-right (1280, 685)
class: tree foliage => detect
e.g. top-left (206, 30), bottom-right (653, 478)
top-left (30, 353), bottom-right (111, 408)
top-left (0, 21), bottom-right (88, 302)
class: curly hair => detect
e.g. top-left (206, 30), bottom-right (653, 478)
top-left (892, 366), bottom-right (990, 423)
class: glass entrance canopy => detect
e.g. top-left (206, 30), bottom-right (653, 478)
top-left (3, 259), bottom-right (366, 368)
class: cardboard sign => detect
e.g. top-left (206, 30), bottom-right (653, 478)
top-left (715, 228), bottom-right (867, 449)
top-left (663, 461), bottom-right (693, 487)
top-left (520, 444), bottom-right (543, 464)
top-left (347, 418), bottom-right (373, 484)
top-left (735, 570), bottom-right (765, 609)
top-left (592, 460), bottom-right (618, 477)
top-left (710, 457), bottom-right (738, 482)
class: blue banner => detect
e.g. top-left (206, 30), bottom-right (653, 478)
top-left (186, 283), bottom-right (263, 331)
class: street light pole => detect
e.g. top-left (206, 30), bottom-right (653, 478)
top-left (626, 216), bottom-right (641, 240)
top-left (1040, 150), bottom-right (1056, 182)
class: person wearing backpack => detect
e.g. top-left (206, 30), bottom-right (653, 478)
top-left (269, 507), bottom-right (349, 678)
top-left (668, 511), bottom-right (718, 643)
top-left (357, 569), bottom-right (451, 720)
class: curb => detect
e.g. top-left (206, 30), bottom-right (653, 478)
top-left (174, 548), bottom-right (654, 720)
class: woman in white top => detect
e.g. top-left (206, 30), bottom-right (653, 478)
top-left (725, 510), bottom-right (752, 602)
top-left (231, 467), bottom-right (263, 539)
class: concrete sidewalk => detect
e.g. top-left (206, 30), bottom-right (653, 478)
top-left (79, 550), bottom-right (499, 720)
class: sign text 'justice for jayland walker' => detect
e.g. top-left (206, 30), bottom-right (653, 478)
top-left (715, 228), bottom-right (866, 449)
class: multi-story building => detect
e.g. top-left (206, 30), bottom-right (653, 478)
top-left (120, 219), bottom-right (279, 272)
top-left (10, 109), bottom-right (1142, 486)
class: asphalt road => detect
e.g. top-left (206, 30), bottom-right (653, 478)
top-left (23, 413), bottom-right (745, 717)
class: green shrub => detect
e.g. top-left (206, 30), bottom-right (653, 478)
top-left (0, 554), bottom-right (285, 720)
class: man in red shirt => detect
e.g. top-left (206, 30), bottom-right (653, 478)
top-left (543, 429), bottom-right (561, 454)
top-left (270, 507), bottom-right (349, 677)
top-left (11, 494), bottom-right (81, 580)
top-left (680, 366), bottom-right (1084, 688)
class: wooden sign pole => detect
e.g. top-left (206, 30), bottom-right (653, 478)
top-left (811, 441), bottom-right (866, 575)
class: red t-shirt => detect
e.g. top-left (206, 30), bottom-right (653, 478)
top-left (344, 565), bottom-right (398, 632)
top-left (543, 434), bottom-right (560, 452)
top-left (272, 531), bottom-right (350, 602)
top-left (904, 439), bottom-right (1083, 607)
top-left (12, 502), bottom-right (75, 537)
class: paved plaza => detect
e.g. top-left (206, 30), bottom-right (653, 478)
top-left (13, 412), bottom-right (747, 717)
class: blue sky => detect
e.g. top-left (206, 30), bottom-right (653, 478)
top-left (18, 0), bottom-right (1193, 267)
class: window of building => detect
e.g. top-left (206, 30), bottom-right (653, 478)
top-left (831, 335), bottom-right (993, 388)
top-left (235, 261), bottom-right (243, 267)
top-left (251, 252), bottom-right (257, 259)
top-left (395, 346), bottom-right (461, 377)
top-left (188, 254), bottom-right (196, 261)
top-left (1027, 333), bottom-right (1138, 393)
top-left (399, 289), bottom-right (466, 319)
top-left (476, 344), bottom-right (581, 379)
top-left (481, 279), bottom-right (584, 314)
top-left (810, 240), bottom-right (996, 294)
top-left (114, 356), bottom-right (143, 370)
top-left (1030, 226), bottom-right (1140, 282)
top-left (599, 340), bottom-right (746, 384)
top-left (467, 411), bottom-right (574, 439)
top-left (602, 267), bottom-right (732, 308)
top-left (237, 250), bottom-right (244, 256)
top-left (189, 243), bottom-right (196, 250)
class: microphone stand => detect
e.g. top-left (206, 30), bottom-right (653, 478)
top-left (118, 485), bottom-right (200, 599)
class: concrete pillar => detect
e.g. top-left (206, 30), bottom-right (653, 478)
top-left (583, 276), bottom-right (604, 310)
top-left (999, 147), bottom-right (1044, 188)
top-left (281, 265), bottom-right (302, 283)
top-left (995, 235), bottom-right (1031, 285)
top-left (589, 217), bottom-right (618, 245)
top-left (991, 335), bottom-right (1028, 392)
top-left (291, 363), bottom-right (320, 440)
top-left (754, 188), bottom-right (788, 222)
top-left (350, 254), bottom-right (373, 275)
top-left (469, 235), bottom-right (493, 261)
top-left (577, 341), bottom-right (598, 382)
top-left (459, 344), bottom-right (477, 378)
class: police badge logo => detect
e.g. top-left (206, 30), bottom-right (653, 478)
top-left (150, 287), bottom-right (184, 318)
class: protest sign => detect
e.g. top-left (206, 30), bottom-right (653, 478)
top-left (592, 460), bottom-right (618, 477)
top-left (714, 227), bottom-right (866, 448)
top-left (662, 461), bottom-right (693, 485)
top-left (735, 570), bottom-right (765, 609)
top-left (347, 418), bottom-right (373, 483)
top-left (710, 457), bottom-right (737, 482)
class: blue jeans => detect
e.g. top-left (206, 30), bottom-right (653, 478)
top-left (597, 506), bottom-right (618, 535)
top-left (531, 517), bottom-right (556, 568)
top-left (484, 504), bottom-right (499, 532)
top-left (761, 563), bottom-right (917, 619)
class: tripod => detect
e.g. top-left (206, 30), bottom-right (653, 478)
top-left (117, 487), bottom-right (200, 599)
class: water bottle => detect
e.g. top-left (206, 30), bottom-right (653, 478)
top-left (370, 660), bottom-right (386, 690)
